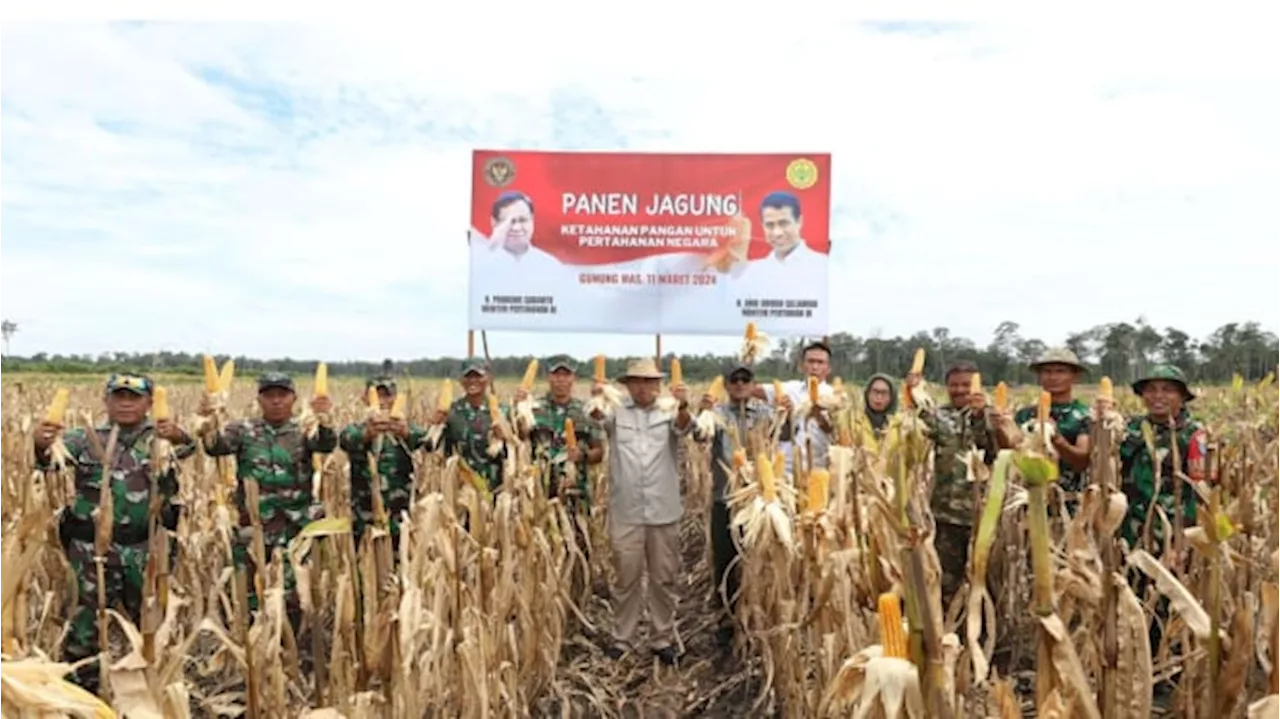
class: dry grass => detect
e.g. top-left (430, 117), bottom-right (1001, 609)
top-left (1, 374), bottom-right (1277, 718)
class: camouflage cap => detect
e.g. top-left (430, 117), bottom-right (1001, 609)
top-left (459, 359), bottom-right (488, 377)
top-left (257, 372), bottom-right (296, 393)
top-left (546, 355), bottom-right (578, 373)
top-left (105, 373), bottom-right (153, 396)
top-left (1029, 347), bottom-right (1085, 372)
top-left (366, 375), bottom-right (398, 393)
top-left (1131, 364), bottom-right (1195, 401)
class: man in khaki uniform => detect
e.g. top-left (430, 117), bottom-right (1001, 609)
top-left (589, 357), bottom-right (698, 665)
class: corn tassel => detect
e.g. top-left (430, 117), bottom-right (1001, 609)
top-left (670, 358), bottom-right (683, 386)
top-left (756, 452), bottom-right (778, 502)
top-left (878, 592), bottom-right (909, 659)
top-left (314, 362), bottom-right (329, 398)
top-left (594, 354), bottom-right (607, 383)
top-left (202, 355), bottom-right (219, 393)
top-left (437, 379), bottom-right (454, 411)
top-left (807, 375), bottom-right (819, 405)
top-left (909, 348), bottom-right (925, 375)
top-left (520, 359), bottom-right (539, 391)
top-left (994, 382), bottom-right (1009, 411)
top-left (45, 388), bottom-right (70, 424)
top-left (564, 419), bottom-right (578, 450)
top-left (807, 468), bottom-right (829, 513)
top-left (152, 387), bottom-right (171, 421)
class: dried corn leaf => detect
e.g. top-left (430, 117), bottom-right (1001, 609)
top-left (1128, 549), bottom-right (1212, 640)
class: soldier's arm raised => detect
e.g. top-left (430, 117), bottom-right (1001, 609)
top-left (308, 423), bottom-right (339, 454)
top-left (202, 421), bottom-right (242, 457)
top-left (338, 423), bottom-right (368, 454)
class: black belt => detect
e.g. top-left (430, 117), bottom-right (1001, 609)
top-left (60, 517), bottom-right (151, 546)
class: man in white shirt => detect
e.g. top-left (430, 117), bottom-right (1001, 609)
top-left (755, 339), bottom-right (837, 473)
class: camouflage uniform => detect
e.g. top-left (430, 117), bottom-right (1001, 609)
top-left (528, 391), bottom-right (598, 501)
top-left (37, 374), bottom-right (196, 689)
top-left (203, 374), bottom-right (337, 603)
top-left (426, 362), bottom-right (509, 491)
top-left (1014, 399), bottom-right (1092, 493)
top-left (340, 376), bottom-right (426, 543)
top-left (708, 367), bottom-right (773, 637)
top-left (1118, 366), bottom-right (1205, 550)
top-left (1018, 347), bottom-right (1093, 499)
top-left (921, 402), bottom-right (998, 607)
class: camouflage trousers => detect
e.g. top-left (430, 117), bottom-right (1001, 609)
top-left (934, 521), bottom-right (971, 611)
top-left (63, 537), bottom-right (152, 693)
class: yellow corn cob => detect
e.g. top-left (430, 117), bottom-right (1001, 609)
top-left (564, 418), bottom-right (578, 450)
top-left (807, 468), bottom-right (829, 512)
top-left (878, 592), bottom-right (908, 659)
top-left (902, 382), bottom-right (913, 410)
top-left (218, 359), bottom-right (235, 392)
top-left (202, 355), bottom-right (219, 393)
top-left (807, 375), bottom-right (819, 404)
top-left (45, 388), bottom-right (70, 424)
top-left (756, 452), bottom-right (777, 502)
top-left (152, 386), bottom-right (171, 421)
top-left (909, 348), bottom-right (925, 375)
top-left (1098, 376), bottom-right (1113, 401)
top-left (732, 449), bottom-right (747, 469)
top-left (594, 354), bottom-right (607, 383)
top-left (745, 322), bottom-right (757, 341)
top-left (488, 394), bottom-right (501, 424)
top-left (994, 382), bottom-right (1009, 411)
top-left (670, 358), bottom-right (683, 386)
top-left (970, 372), bottom-right (982, 395)
top-left (314, 362), bottom-right (329, 398)
top-left (437, 379), bottom-right (453, 411)
top-left (520, 359), bottom-right (539, 391)
top-left (1038, 390), bottom-right (1051, 425)
top-left (832, 377), bottom-right (844, 395)
top-left (367, 386), bottom-right (379, 409)
top-left (707, 376), bottom-right (725, 402)
top-left (390, 392), bottom-right (406, 420)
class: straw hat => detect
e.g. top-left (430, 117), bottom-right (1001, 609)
top-left (617, 357), bottom-right (665, 381)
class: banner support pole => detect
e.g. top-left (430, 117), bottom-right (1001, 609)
top-left (467, 330), bottom-right (475, 359)
top-left (655, 334), bottom-right (662, 364)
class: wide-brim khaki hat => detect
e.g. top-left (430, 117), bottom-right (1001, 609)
top-left (617, 357), bottom-right (665, 381)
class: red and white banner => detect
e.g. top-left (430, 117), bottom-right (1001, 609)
top-left (468, 150), bottom-right (832, 335)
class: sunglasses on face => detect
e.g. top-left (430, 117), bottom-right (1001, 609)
top-left (108, 375), bottom-right (150, 392)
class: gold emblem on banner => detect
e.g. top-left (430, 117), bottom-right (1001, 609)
top-left (483, 157), bottom-right (516, 187)
top-left (785, 158), bottom-right (819, 190)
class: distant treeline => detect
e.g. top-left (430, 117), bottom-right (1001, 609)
top-left (0, 319), bottom-right (1275, 386)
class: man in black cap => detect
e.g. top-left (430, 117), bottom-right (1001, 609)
top-left (704, 361), bottom-right (772, 648)
top-left (340, 374), bottom-right (426, 546)
top-left (427, 360), bottom-right (510, 493)
top-left (201, 372), bottom-right (336, 617)
top-left (33, 372), bottom-right (196, 693)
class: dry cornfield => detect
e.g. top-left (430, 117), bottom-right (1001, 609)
top-left (1, 372), bottom-right (1277, 718)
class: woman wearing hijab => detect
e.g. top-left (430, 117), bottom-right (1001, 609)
top-left (859, 373), bottom-right (898, 454)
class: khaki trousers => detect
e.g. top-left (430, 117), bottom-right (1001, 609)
top-left (610, 520), bottom-right (681, 650)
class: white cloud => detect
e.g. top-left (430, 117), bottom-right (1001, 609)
top-left (2, 11), bottom-right (1277, 364)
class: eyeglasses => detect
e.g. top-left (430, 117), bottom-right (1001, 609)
top-left (728, 375), bottom-right (752, 384)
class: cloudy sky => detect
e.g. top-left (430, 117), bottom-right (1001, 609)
top-left (2, 10), bottom-right (1277, 362)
